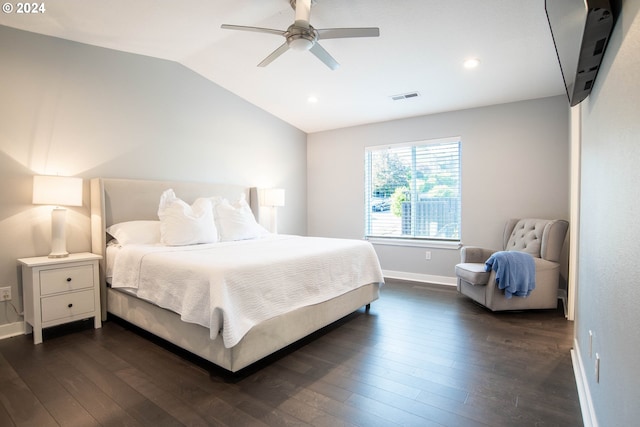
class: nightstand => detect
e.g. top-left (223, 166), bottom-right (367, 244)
top-left (18, 252), bottom-right (102, 344)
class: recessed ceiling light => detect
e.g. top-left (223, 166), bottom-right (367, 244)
top-left (307, 96), bottom-right (318, 103)
top-left (463, 58), bottom-right (480, 69)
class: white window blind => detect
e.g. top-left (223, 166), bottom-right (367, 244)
top-left (365, 137), bottom-right (461, 241)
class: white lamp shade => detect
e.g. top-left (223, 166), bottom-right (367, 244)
top-left (33, 175), bottom-right (83, 207)
top-left (261, 188), bottom-right (285, 207)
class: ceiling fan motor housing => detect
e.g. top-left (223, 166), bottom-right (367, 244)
top-left (286, 25), bottom-right (318, 50)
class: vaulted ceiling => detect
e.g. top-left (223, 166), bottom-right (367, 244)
top-left (0, 0), bottom-right (565, 132)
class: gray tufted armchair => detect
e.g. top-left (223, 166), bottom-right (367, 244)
top-left (455, 218), bottom-right (569, 311)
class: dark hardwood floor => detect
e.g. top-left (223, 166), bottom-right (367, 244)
top-left (0, 279), bottom-right (582, 426)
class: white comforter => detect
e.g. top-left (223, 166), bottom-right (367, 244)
top-left (110, 235), bottom-right (384, 348)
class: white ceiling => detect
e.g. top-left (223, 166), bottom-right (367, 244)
top-left (0, 0), bottom-right (566, 133)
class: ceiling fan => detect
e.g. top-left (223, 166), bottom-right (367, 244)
top-left (221, 0), bottom-right (380, 70)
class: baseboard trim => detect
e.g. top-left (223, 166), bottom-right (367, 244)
top-left (0, 321), bottom-right (25, 340)
top-left (382, 270), bottom-right (457, 286)
top-left (571, 340), bottom-right (598, 427)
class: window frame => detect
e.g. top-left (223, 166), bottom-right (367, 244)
top-left (364, 136), bottom-right (462, 243)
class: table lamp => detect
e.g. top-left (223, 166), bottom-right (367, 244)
top-left (260, 188), bottom-right (285, 233)
top-left (32, 175), bottom-right (83, 258)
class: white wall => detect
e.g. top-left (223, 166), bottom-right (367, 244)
top-left (0, 26), bottom-right (307, 328)
top-left (308, 96), bottom-right (570, 282)
top-left (575, 1), bottom-right (640, 425)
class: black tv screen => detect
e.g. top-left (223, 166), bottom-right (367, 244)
top-left (545, 0), bottom-right (616, 106)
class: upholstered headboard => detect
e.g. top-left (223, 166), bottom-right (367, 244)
top-left (89, 177), bottom-right (260, 318)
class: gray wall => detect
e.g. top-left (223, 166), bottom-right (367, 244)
top-left (308, 96), bottom-right (570, 282)
top-left (0, 26), bottom-right (307, 328)
top-left (575, 1), bottom-right (640, 425)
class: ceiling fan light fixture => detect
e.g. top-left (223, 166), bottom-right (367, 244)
top-left (289, 37), bottom-right (314, 51)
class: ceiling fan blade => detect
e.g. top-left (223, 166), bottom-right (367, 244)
top-left (221, 24), bottom-right (286, 37)
top-left (317, 27), bottom-right (380, 40)
top-left (294, 0), bottom-right (312, 27)
top-left (258, 42), bottom-right (290, 67)
top-left (309, 43), bottom-right (340, 70)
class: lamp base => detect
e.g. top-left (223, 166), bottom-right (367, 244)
top-left (49, 207), bottom-right (69, 258)
top-left (48, 251), bottom-right (70, 259)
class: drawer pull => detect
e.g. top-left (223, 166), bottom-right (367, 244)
top-left (66, 278), bottom-right (72, 282)
top-left (68, 303), bottom-right (73, 308)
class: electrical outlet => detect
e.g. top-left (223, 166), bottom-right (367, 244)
top-left (425, 251), bottom-right (431, 260)
top-left (0, 286), bottom-right (11, 301)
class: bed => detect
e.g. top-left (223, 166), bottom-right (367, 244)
top-left (90, 178), bottom-right (383, 372)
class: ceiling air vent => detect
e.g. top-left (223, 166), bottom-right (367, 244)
top-left (390, 92), bottom-right (420, 101)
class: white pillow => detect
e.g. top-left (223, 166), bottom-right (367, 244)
top-left (214, 194), bottom-right (269, 241)
top-left (106, 220), bottom-right (161, 245)
top-left (157, 189), bottom-right (218, 246)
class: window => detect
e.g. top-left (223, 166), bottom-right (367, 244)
top-left (365, 137), bottom-right (461, 241)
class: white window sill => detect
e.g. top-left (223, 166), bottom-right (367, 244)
top-left (365, 237), bottom-right (462, 250)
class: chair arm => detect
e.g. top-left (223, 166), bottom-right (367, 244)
top-left (460, 246), bottom-right (495, 263)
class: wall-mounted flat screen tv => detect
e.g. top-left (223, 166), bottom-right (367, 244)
top-left (545, 0), bottom-right (616, 106)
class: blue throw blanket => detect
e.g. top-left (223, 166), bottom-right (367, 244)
top-left (485, 251), bottom-right (536, 298)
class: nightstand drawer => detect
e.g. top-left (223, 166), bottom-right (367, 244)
top-left (41, 289), bottom-right (95, 323)
top-left (40, 265), bottom-right (94, 295)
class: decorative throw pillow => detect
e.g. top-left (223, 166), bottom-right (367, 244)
top-left (106, 220), bottom-right (161, 245)
top-left (213, 194), bottom-right (269, 241)
top-left (157, 189), bottom-right (218, 246)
